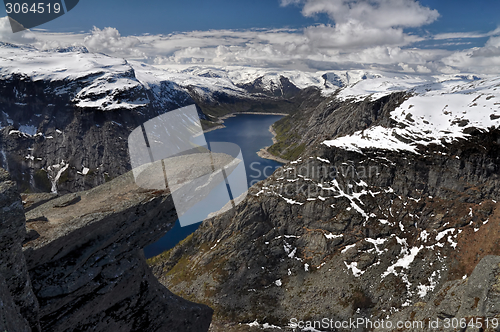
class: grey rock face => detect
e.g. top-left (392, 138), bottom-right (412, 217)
top-left (0, 168), bottom-right (40, 331)
top-left (388, 255), bottom-right (500, 331)
top-left (267, 90), bottom-right (405, 160)
top-left (151, 93), bottom-right (500, 331)
top-left (0, 71), bottom-right (194, 194)
top-left (0, 273), bottom-right (31, 332)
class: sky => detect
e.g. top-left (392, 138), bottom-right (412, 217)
top-left (1, 0), bottom-right (500, 75)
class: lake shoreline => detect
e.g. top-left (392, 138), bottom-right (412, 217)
top-left (203, 124), bottom-right (226, 133)
top-left (256, 148), bottom-right (288, 164)
top-left (218, 111), bottom-right (288, 122)
top-left (257, 124), bottom-right (289, 164)
top-left (146, 112), bottom-right (287, 258)
top-left (204, 112), bottom-right (288, 133)
top-left (204, 112), bottom-right (289, 164)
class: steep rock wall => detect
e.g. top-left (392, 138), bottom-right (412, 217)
top-left (23, 171), bottom-right (213, 331)
top-left (0, 168), bottom-right (40, 331)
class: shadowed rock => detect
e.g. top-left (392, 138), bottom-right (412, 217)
top-left (0, 168), bottom-right (40, 331)
top-left (22, 169), bottom-right (213, 332)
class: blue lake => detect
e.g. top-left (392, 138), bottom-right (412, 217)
top-left (143, 114), bottom-right (284, 258)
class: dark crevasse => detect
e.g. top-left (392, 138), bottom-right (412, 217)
top-left (144, 114), bottom-right (284, 258)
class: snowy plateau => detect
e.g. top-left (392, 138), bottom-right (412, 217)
top-left (0, 42), bottom-right (484, 115)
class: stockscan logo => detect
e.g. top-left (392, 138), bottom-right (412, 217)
top-left (4, 0), bottom-right (79, 32)
top-left (128, 105), bottom-right (249, 227)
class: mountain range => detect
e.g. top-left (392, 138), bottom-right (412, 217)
top-left (0, 43), bottom-right (499, 331)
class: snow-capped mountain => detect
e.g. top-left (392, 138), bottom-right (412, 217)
top-left (0, 41), bottom-right (494, 195)
top-left (0, 42), bottom-right (483, 112)
top-left (324, 76), bottom-right (500, 154)
top-left (0, 43), bottom-right (195, 193)
top-left (0, 43), bottom-right (181, 112)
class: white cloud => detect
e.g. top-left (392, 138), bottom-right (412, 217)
top-left (83, 27), bottom-right (146, 58)
top-left (416, 65), bottom-right (432, 73)
top-left (278, 0), bottom-right (438, 55)
top-left (433, 27), bottom-right (500, 41)
top-left (441, 50), bottom-right (500, 74)
top-left (0, 16), bottom-right (36, 44)
top-left (277, 0), bottom-right (439, 53)
top-left (298, 0), bottom-right (439, 29)
top-left (486, 36), bottom-right (500, 48)
top-left (303, 23), bottom-right (408, 49)
top-left (436, 31), bottom-right (500, 74)
top-left (1, 11), bottom-right (500, 76)
top-left (280, 0), bottom-right (303, 6)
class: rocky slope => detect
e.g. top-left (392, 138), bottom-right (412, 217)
top-left (267, 89), bottom-right (406, 160)
top-left (150, 76), bottom-right (500, 331)
top-left (0, 43), bottom-right (194, 194)
top-left (386, 255), bottom-right (500, 331)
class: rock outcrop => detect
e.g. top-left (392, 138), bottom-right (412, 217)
top-left (0, 168), bottom-right (40, 331)
top-left (0, 69), bottom-right (194, 194)
top-left (387, 255), bottom-right (500, 331)
top-left (267, 90), bottom-right (405, 160)
top-left (22, 169), bottom-right (213, 331)
top-left (0, 165), bottom-right (213, 331)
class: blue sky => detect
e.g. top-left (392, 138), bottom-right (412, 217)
top-left (26, 0), bottom-right (329, 34)
top-left (420, 0), bottom-right (500, 32)
top-left (1, 0), bottom-right (500, 74)
top-left (3, 0), bottom-right (498, 37)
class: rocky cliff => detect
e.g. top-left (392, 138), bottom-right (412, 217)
top-left (23, 168), bottom-right (214, 331)
top-left (267, 89), bottom-right (404, 160)
top-left (0, 168), bottom-right (40, 332)
top-left (150, 77), bottom-right (500, 331)
top-left (1, 166), bottom-right (214, 331)
top-left (386, 255), bottom-right (500, 331)
top-left (0, 46), bottom-right (194, 194)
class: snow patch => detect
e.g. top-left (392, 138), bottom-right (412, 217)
top-left (344, 261), bottom-right (365, 277)
top-left (323, 77), bottom-right (500, 154)
top-left (325, 233), bottom-right (343, 240)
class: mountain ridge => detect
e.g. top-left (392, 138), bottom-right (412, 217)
top-left (150, 76), bottom-right (500, 331)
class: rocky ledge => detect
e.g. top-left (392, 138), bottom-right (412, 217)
top-left (1, 166), bottom-right (213, 331)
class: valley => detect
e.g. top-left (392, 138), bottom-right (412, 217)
top-left (1, 43), bottom-right (500, 332)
